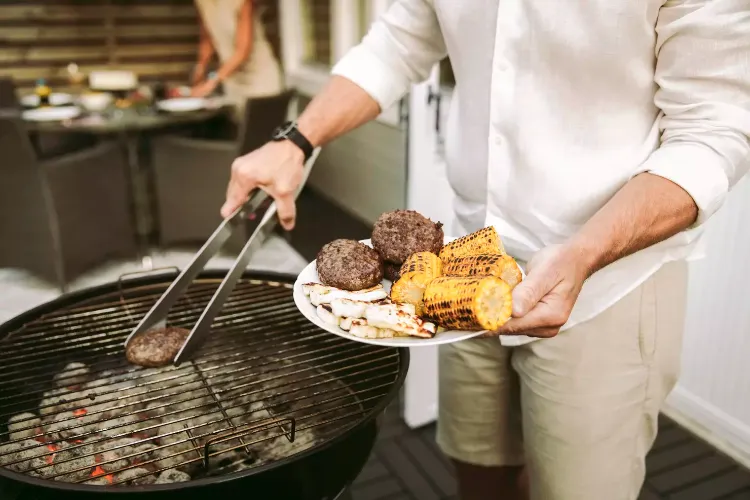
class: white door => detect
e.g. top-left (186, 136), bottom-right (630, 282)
top-left (403, 60), bottom-right (456, 429)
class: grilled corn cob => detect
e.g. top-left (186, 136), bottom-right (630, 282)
top-left (423, 276), bottom-right (512, 331)
top-left (443, 253), bottom-right (523, 289)
top-left (390, 252), bottom-right (443, 315)
top-left (438, 227), bottom-right (504, 261)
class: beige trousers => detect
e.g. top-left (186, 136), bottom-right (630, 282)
top-left (436, 261), bottom-right (688, 500)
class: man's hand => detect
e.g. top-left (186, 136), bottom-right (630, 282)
top-left (221, 141), bottom-right (306, 230)
top-left (487, 243), bottom-right (592, 338)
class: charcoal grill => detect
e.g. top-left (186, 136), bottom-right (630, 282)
top-left (0, 269), bottom-right (408, 499)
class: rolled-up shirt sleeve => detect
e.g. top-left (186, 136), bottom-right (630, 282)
top-left (331, 0), bottom-right (447, 111)
top-left (637, 0), bottom-right (750, 225)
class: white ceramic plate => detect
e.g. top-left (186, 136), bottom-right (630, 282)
top-left (22, 106), bottom-right (81, 122)
top-left (20, 93), bottom-right (74, 108)
top-left (156, 97), bottom-right (206, 113)
top-left (293, 237), bottom-right (525, 347)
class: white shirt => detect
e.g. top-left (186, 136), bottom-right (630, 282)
top-left (332, 0), bottom-right (750, 346)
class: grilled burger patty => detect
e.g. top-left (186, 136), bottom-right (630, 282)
top-left (316, 239), bottom-right (384, 291)
top-left (383, 262), bottom-right (402, 282)
top-left (125, 327), bottom-right (190, 367)
top-left (371, 210), bottom-right (443, 264)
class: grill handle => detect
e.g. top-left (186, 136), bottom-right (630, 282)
top-left (202, 416), bottom-right (296, 469)
top-left (117, 266), bottom-right (181, 288)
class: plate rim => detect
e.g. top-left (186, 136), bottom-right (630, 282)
top-left (22, 105), bottom-right (81, 121)
top-left (292, 236), bottom-right (521, 347)
top-left (156, 97), bottom-right (206, 112)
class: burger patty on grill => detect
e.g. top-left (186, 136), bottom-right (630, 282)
top-left (125, 327), bottom-right (190, 368)
top-left (371, 210), bottom-right (443, 264)
top-left (316, 239), bottom-right (384, 291)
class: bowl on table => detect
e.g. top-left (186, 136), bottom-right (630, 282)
top-left (78, 92), bottom-right (113, 112)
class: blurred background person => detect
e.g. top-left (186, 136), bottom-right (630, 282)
top-left (192, 0), bottom-right (284, 121)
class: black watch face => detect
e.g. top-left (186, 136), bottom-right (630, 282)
top-left (272, 121), bottom-right (295, 140)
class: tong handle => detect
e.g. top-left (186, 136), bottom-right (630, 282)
top-left (172, 148), bottom-right (320, 365)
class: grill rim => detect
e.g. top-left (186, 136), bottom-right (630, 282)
top-left (0, 269), bottom-right (409, 494)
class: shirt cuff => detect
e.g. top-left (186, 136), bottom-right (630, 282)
top-left (331, 45), bottom-right (411, 112)
top-left (637, 144), bottom-right (729, 226)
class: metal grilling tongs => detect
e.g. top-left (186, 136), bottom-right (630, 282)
top-left (125, 148), bottom-right (321, 366)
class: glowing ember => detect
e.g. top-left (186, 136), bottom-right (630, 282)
top-left (90, 465), bottom-right (114, 484)
top-left (45, 444), bottom-right (59, 465)
top-left (73, 409), bottom-right (88, 417)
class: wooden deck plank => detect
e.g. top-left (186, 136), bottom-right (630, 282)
top-left (667, 469), bottom-right (750, 500)
top-left (650, 455), bottom-right (736, 494)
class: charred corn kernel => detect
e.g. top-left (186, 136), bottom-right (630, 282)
top-left (399, 252), bottom-right (443, 277)
top-left (423, 276), bottom-right (512, 331)
top-left (390, 252), bottom-right (443, 315)
top-left (438, 226), bottom-right (504, 261)
top-left (443, 253), bottom-right (523, 289)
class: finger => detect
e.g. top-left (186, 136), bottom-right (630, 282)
top-left (495, 300), bottom-right (565, 335)
top-left (512, 271), bottom-right (558, 317)
top-left (221, 177), bottom-right (252, 218)
top-left (273, 192), bottom-right (297, 231)
top-left (483, 326), bottom-right (558, 339)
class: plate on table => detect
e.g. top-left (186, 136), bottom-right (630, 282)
top-left (293, 237), bottom-right (525, 347)
top-left (20, 93), bottom-right (73, 108)
top-left (22, 106), bottom-right (81, 122)
top-left (156, 97), bottom-right (206, 113)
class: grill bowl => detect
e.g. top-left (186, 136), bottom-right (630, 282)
top-left (0, 270), bottom-right (408, 499)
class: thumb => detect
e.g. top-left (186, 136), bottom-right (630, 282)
top-left (511, 272), bottom-right (552, 317)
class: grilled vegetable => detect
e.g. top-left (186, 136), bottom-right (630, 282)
top-left (390, 252), bottom-right (443, 315)
top-left (438, 227), bottom-right (504, 261)
top-left (423, 276), bottom-right (512, 331)
top-left (443, 253), bottom-right (523, 289)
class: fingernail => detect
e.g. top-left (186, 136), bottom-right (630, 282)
top-left (512, 301), bottom-right (526, 317)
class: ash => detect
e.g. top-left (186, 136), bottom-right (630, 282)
top-left (1, 357), bottom-right (360, 487)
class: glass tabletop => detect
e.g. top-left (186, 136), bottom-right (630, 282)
top-left (23, 101), bottom-right (228, 134)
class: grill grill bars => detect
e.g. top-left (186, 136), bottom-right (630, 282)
top-left (0, 276), bottom-right (402, 488)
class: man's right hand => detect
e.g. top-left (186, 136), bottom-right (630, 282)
top-left (221, 140), bottom-right (306, 231)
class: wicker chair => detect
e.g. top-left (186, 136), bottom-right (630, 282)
top-left (0, 117), bottom-right (136, 291)
top-left (0, 78), bottom-right (19, 110)
top-left (151, 90), bottom-right (296, 250)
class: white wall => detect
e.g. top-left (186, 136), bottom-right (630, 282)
top-left (664, 175), bottom-right (750, 467)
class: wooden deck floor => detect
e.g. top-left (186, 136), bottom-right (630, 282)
top-left (350, 400), bottom-right (750, 500)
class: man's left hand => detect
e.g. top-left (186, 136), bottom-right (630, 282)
top-left (485, 243), bottom-right (593, 338)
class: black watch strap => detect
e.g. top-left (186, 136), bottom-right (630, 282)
top-left (272, 121), bottom-right (314, 161)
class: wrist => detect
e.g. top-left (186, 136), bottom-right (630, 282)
top-left (563, 234), bottom-right (605, 280)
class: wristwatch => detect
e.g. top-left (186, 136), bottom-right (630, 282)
top-left (271, 121), bottom-right (314, 161)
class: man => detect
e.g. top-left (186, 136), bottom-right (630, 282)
top-left (222, 1), bottom-right (750, 499)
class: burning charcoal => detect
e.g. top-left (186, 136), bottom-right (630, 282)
top-left (39, 388), bottom-right (72, 417)
top-left (0, 439), bottom-right (44, 472)
top-left (99, 438), bottom-right (138, 473)
top-left (117, 467), bottom-right (157, 485)
top-left (155, 469), bottom-right (191, 483)
top-left (100, 414), bottom-right (142, 438)
top-left (154, 423), bottom-right (200, 473)
top-left (52, 444), bottom-right (96, 482)
top-left (53, 362), bottom-right (90, 388)
top-left (8, 413), bottom-right (41, 441)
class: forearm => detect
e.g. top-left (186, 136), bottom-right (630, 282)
top-left (215, 49), bottom-right (250, 83)
top-left (296, 76), bottom-right (382, 147)
top-left (569, 172), bottom-right (698, 277)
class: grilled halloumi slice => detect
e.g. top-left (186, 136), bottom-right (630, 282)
top-left (365, 304), bottom-right (436, 338)
top-left (348, 320), bottom-right (401, 339)
top-left (316, 305), bottom-right (339, 326)
top-left (330, 299), bottom-right (415, 319)
top-left (303, 283), bottom-right (388, 306)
